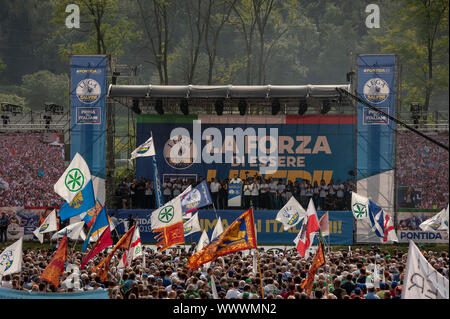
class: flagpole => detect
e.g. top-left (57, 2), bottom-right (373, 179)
top-left (250, 205), bottom-right (264, 299)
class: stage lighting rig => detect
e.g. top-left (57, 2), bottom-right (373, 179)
top-left (155, 99), bottom-right (164, 115)
top-left (271, 98), bottom-right (281, 115)
top-left (298, 101), bottom-right (308, 115)
top-left (238, 99), bottom-right (247, 116)
top-left (180, 98), bottom-right (189, 115)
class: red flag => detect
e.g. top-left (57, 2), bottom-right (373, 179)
top-left (294, 199), bottom-right (319, 258)
top-left (40, 236), bottom-right (68, 288)
top-left (81, 226), bottom-right (113, 269)
top-left (301, 241), bottom-right (325, 296)
top-left (92, 225), bottom-right (136, 282)
top-left (154, 222), bottom-right (185, 252)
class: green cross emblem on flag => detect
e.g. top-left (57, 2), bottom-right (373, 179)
top-left (64, 168), bottom-right (84, 192)
top-left (158, 205), bottom-right (174, 223)
top-left (352, 202), bottom-right (367, 219)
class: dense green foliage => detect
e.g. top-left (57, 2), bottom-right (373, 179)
top-left (0, 0), bottom-right (448, 111)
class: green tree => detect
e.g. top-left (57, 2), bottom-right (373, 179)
top-left (52, 0), bottom-right (140, 57)
top-left (20, 70), bottom-right (69, 111)
top-left (371, 0), bottom-right (449, 112)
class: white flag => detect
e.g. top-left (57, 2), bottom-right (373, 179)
top-left (420, 205), bottom-right (449, 233)
top-left (211, 275), bottom-right (219, 299)
top-left (211, 217), bottom-right (224, 242)
top-left (151, 196), bottom-right (183, 230)
top-left (54, 153), bottom-right (92, 203)
top-left (33, 210), bottom-right (58, 244)
top-left (319, 211), bottom-right (330, 237)
top-left (118, 226), bottom-right (143, 269)
top-left (131, 136), bottom-right (156, 160)
top-left (276, 196), bottom-right (306, 231)
top-left (0, 237), bottom-right (23, 276)
top-left (51, 221), bottom-right (85, 241)
top-left (197, 230), bottom-right (210, 252)
top-left (183, 213), bottom-right (201, 237)
top-left (351, 192), bottom-right (370, 220)
top-left (402, 240), bottom-right (449, 299)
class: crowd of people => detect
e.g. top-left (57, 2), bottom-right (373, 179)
top-left (1, 242), bottom-right (448, 300)
top-left (114, 176), bottom-right (355, 212)
top-left (0, 133), bottom-right (65, 208)
top-left (396, 132), bottom-right (449, 210)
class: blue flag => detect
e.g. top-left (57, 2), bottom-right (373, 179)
top-left (59, 180), bottom-right (96, 221)
top-left (182, 180), bottom-right (213, 213)
top-left (368, 200), bottom-right (387, 239)
top-left (81, 206), bottom-right (109, 252)
top-left (152, 153), bottom-right (165, 208)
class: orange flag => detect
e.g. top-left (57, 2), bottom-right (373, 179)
top-left (187, 208), bottom-right (257, 270)
top-left (153, 221), bottom-right (185, 252)
top-left (92, 225), bottom-right (136, 281)
top-left (300, 240), bottom-right (325, 297)
top-left (40, 235), bottom-right (68, 288)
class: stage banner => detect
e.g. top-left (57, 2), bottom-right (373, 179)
top-left (356, 54), bottom-right (396, 213)
top-left (227, 182), bottom-right (242, 207)
top-left (136, 114), bottom-right (355, 186)
top-left (70, 55), bottom-right (107, 204)
top-left (395, 211), bottom-right (449, 243)
top-left (109, 209), bottom-right (354, 245)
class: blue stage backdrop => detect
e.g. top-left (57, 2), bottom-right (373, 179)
top-left (108, 209), bottom-right (354, 245)
top-left (136, 114), bottom-right (356, 186)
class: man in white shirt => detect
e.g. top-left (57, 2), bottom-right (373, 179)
top-left (210, 178), bottom-right (220, 208)
top-left (225, 281), bottom-right (241, 299)
top-left (269, 179), bottom-right (278, 209)
top-left (250, 180), bottom-right (260, 208)
top-left (229, 174), bottom-right (242, 184)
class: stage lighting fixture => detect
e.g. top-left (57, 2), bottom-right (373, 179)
top-left (215, 99), bottom-right (224, 116)
top-left (1, 115), bottom-right (9, 126)
top-left (155, 99), bottom-right (164, 115)
top-left (131, 98), bottom-right (142, 114)
top-left (238, 99), bottom-right (247, 116)
top-left (112, 71), bottom-right (120, 85)
top-left (298, 101), bottom-right (308, 115)
top-left (321, 100), bottom-right (331, 114)
top-left (180, 98), bottom-right (189, 115)
top-left (271, 98), bottom-right (281, 115)
top-left (43, 115), bottom-right (52, 129)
